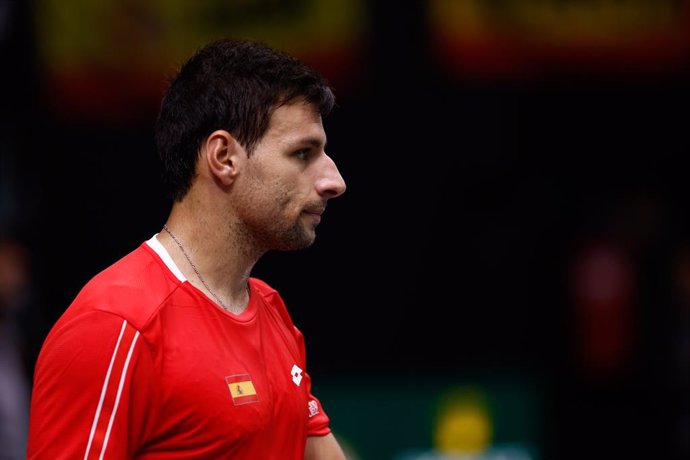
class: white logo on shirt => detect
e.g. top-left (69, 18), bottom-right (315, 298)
top-left (308, 399), bottom-right (320, 417)
top-left (291, 364), bottom-right (303, 386)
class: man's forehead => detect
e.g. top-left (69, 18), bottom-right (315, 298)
top-left (266, 103), bottom-right (325, 143)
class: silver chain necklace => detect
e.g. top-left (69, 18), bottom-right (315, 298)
top-left (162, 224), bottom-right (231, 311)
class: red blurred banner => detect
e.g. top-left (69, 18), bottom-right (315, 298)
top-left (32, 0), bottom-right (368, 124)
top-left (428, 0), bottom-right (690, 81)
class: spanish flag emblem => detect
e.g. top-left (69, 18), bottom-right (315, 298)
top-left (225, 374), bottom-right (259, 405)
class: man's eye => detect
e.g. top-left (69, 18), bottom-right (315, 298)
top-left (295, 149), bottom-right (310, 160)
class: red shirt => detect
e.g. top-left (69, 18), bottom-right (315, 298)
top-left (28, 236), bottom-right (331, 459)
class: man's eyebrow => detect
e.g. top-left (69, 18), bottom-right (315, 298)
top-left (299, 137), bottom-right (327, 149)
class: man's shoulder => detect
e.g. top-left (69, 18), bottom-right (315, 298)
top-left (249, 277), bottom-right (277, 296)
top-left (249, 277), bottom-right (285, 308)
top-left (249, 277), bottom-right (297, 327)
top-left (70, 242), bottom-right (180, 328)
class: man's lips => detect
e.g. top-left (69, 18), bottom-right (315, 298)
top-left (304, 208), bottom-right (324, 224)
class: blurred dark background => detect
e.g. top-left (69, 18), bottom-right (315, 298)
top-left (1, 0), bottom-right (688, 459)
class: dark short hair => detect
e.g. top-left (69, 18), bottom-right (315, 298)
top-left (154, 38), bottom-right (336, 202)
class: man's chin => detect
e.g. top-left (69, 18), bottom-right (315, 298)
top-left (274, 231), bottom-right (315, 251)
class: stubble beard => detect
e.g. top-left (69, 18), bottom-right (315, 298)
top-left (247, 213), bottom-right (316, 253)
top-left (273, 220), bottom-right (316, 251)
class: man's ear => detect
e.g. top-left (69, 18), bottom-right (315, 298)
top-left (203, 130), bottom-right (244, 185)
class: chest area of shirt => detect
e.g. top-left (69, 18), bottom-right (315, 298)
top-left (152, 307), bottom-right (309, 437)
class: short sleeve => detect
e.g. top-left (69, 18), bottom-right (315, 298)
top-left (27, 311), bottom-right (156, 459)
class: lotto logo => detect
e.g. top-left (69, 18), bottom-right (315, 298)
top-left (291, 364), bottom-right (303, 386)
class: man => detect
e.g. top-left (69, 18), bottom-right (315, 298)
top-left (27, 38), bottom-right (347, 459)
